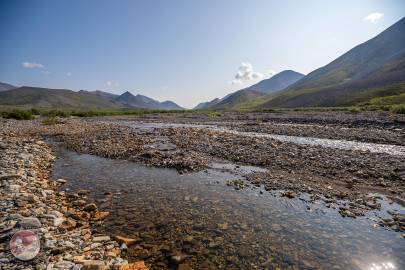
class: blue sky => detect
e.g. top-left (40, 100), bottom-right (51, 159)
top-left (0, 0), bottom-right (404, 108)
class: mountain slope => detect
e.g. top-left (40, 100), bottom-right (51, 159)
top-left (194, 98), bottom-right (221, 110)
top-left (246, 70), bottom-right (304, 93)
top-left (210, 89), bottom-right (265, 110)
top-left (0, 87), bottom-right (122, 109)
top-left (160, 100), bottom-right (184, 110)
top-left (115, 91), bottom-right (183, 109)
top-left (0, 82), bottom-right (16, 92)
top-left (259, 17), bottom-right (405, 108)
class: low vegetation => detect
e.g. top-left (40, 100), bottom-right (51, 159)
top-left (2, 103), bottom-right (405, 121)
top-left (1, 109), bottom-right (34, 120)
top-left (390, 104), bottom-right (405, 114)
top-left (0, 107), bottom-right (186, 120)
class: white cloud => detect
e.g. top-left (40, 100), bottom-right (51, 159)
top-left (106, 81), bottom-right (112, 86)
top-left (22, 62), bottom-right (44, 69)
top-left (230, 64), bottom-right (277, 85)
top-left (232, 62), bottom-right (263, 84)
top-left (66, 72), bottom-right (72, 77)
top-left (363, 12), bottom-right (384, 23)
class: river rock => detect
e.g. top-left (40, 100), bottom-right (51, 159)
top-left (82, 260), bottom-right (106, 270)
top-left (93, 235), bottom-right (111, 242)
top-left (0, 220), bottom-right (17, 233)
top-left (83, 203), bottom-right (97, 212)
top-left (119, 261), bottom-right (149, 270)
top-left (115, 235), bottom-right (140, 246)
top-left (56, 179), bottom-right (67, 184)
top-left (19, 217), bottom-right (42, 229)
top-left (178, 263), bottom-right (192, 270)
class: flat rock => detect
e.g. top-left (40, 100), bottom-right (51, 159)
top-left (119, 261), bottom-right (149, 270)
top-left (0, 220), bottom-right (17, 233)
top-left (115, 235), bottom-right (140, 246)
top-left (92, 235), bottom-right (111, 242)
top-left (19, 217), bottom-right (42, 229)
top-left (82, 260), bottom-right (106, 270)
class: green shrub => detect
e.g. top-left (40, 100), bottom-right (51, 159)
top-left (207, 111), bottom-right (221, 118)
top-left (390, 104), bottom-right (405, 114)
top-left (41, 109), bottom-right (71, 118)
top-left (1, 109), bottom-right (34, 120)
top-left (348, 107), bottom-right (361, 113)
top-left (30, 108), bottom-right (40, 115)
top-left (42, 116), bottom-right (62, 125)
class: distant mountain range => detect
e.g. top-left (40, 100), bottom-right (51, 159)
top-left (0, 86), bottom-right (184, 110)
top-left (194, 69), bottom-right (303, 110)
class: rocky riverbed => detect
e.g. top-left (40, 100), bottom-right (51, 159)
top-left (29, 115), bottom-right (405, 228)
top-left (0, 123), bottom-right (147, 269)
top-left (0, 111), bottom-right (404, 269)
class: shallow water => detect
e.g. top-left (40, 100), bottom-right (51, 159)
top-left (51, 147), bottom-right (405, 270)
top-left (122, 121), bottom-right (405, 156)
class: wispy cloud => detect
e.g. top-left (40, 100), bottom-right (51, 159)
top-left (106, 81), bottom-right (120, 88)
top-left (66, 72), bottom-right (72, 77)
top-left (231, 62), bottom-right (263, 85)
top-left (363, 12), bottom-right (384, 23)
top-left (22, 62), bottom-right (44, 69)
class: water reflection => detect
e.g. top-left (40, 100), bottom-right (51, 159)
top-left (51, 147), bottom-right (405, 269)
top-left (364, 261), bottom-right (396, 270)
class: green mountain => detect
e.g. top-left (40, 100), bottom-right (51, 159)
top-left (0, 85), bottom-right (183, 110)
top-left (246, 70), bottom-right (304, 93)
top-left (194, 98), bottom-right (221, 110)
top-left (209, 89), bottom-right (265, 110)
top-left (258, 17), bottom-right (405, 108)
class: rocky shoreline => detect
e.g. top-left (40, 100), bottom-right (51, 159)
top-left (0, 128), bottom-right (147, 269)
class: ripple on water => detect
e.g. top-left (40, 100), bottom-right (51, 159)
top-left (50, 147), bottom-right (405, 269)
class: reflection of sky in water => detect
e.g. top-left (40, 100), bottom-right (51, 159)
top-left (368, 261), bottom-right (396, 270)
top-left (51, 147), bottom-right (405, 269)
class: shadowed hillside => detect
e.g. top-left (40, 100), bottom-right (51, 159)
top-left (258, 17), bottom-right (405, 108)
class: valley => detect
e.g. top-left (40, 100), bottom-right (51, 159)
top-left (1, 111), bottom-right (404, 269)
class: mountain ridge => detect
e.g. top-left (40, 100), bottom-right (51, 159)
top-left (0, 85), bottom-right (184, 110)
top-left (246, 70), bottom-right (304, 94)
top-left (258, 17), bottom-right (405, 108)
